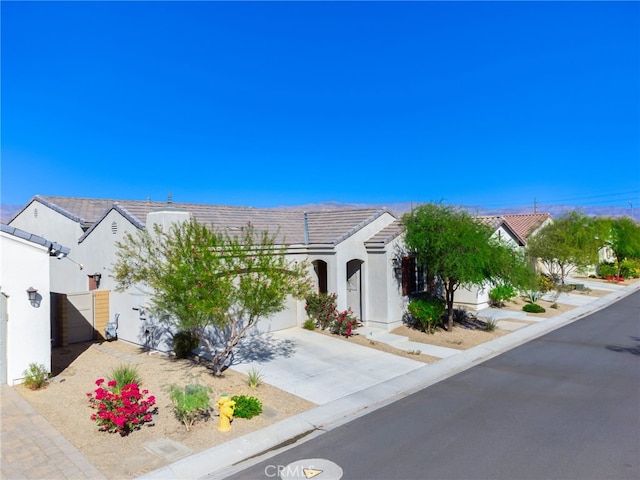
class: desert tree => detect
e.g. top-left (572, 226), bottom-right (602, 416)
top-left (112, 218), bottom-right (312, 375)
top-left (526, 211), bottom-right (607, 284)
top-left (402, 203), bottom-right (535, 331)
top-left (604, 216), bottom-right (640, 277)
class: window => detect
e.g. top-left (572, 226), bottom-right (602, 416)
top-left (401, 256), bottom-right (427, 296)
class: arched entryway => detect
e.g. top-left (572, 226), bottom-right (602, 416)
top-left (346, 259), bottom-right (364, 320)
top-left (312, 260), bottom-right (328, 294)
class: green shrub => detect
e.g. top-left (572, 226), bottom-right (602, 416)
top-left (302, 318), bottom-right (316, 330)
top-left (522, 303), bottom-right (546, 314)
top-left (620, 259), bottom-right (640, 279)
top-left (597, 262), bottom-right (617, 278)
top-left (173, 330), bottom-right (200, 359)
top-left (108, 364), bottom-right (140, 393)
top-left (22, 363), bottom-right (48, 390)
top-left (231, 395), bottom-right (263, 419)
top-left (407, 297), bottom-right (445, 334)
top-left (305, 292), bottom-right (337, 330)
top-left (169, 383), bottom-right (212, 431)
top-left (489, 284), bottom-right (516, 307)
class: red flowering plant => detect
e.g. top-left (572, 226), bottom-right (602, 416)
top-left (87, 378), bottom-right (157, 435)
top-left (330, 309), bottom-right (361, 338)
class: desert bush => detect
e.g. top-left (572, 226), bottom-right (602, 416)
top-left (305, 292), bottom-right (337, 330)
top-left (407, 297), bottom-right (445, 334)
top-left (173, 330), bottom-right (200, 359)
top-left (331, 309), bottom-right (360, 337)
top-left (489, 284), bottom-right (516, 307)
top-left (169, 383), bottom-right (212, 431)
top-left (22, 363), bottom-right (48, 390)
top-left (302, 318), bottom-right (316, 330)
top-left (88, 378), bottom-right (156, 435)
top-left (536, 274), bottom-right (556, 293)
top-left (108, 364), bottom-right (141, 393)
top-left (485, 318), bottom-right (498, 332)
top-left (620, 259), bottom-right (640, 278)
top-left (522, 303), bottom-right (546, 314)
top-left (231, 395), bottom-right (263, 419)
top-left (597, 262), bottom-right (617, 278)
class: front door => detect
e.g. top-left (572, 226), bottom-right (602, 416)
top-left (346, 260), bottom-right (363, 320)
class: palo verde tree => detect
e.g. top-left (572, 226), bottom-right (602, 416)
top-left (605, 216), bottom-right (640, 277)
top-left (112, 218), bottom-right (312, 375)
top-left (526, 211), bottom-right (607, 284)
top-left (402, 203), bottom-right (535, 331)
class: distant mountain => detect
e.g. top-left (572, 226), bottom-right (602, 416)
top-left (1, 204), bottom-right (21, 224)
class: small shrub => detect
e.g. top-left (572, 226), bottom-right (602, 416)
top-left (522, 303), bottom-right (546, 314)
top-left (247, 367), bottom-right (264, 389)
top-left (597, 262), bottom-right (617, 278)
top-left (108, 364), bottom-right (141, 394)
top-left (302, 318), bottom-right (316, 330)
top-left (407, 297), bottom-right (445, 334)
top-left (524, 290), bottom-right (542, 304)
top-left (88, 378), bottom-right (156, 435)
top-left (231, 395), bottom-right (263, 419)
top-left (331, 309), bottom-right (360, 337)
top-left (22, 363), bottom-right (48, 390)
top-left (536, 274), bottom-right (555, 294)
top-left (169, 383), bottom-right (211, 431)
top-left (489, 284), bottom-right (516, 307)
top-left (485, 318), bottom-right (498, 332)
top-left (305, 292), bottom-right (337, 330)
top-left (550, 302), bottom-right (559, 309)
top-left (173, 330), bottom-right (200, 359)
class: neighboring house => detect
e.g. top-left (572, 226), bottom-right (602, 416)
top-left (9, 196), bottom-right (405, 351)
top-left (0, 224), bottom-right (70, 385)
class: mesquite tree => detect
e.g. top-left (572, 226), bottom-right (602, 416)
top-left (403, 203), bottom-right (534, 331)
top-left (526, 211), bottom-right (607, 284)
top-left (112, 218), bottom-right (312, 375)
top-left (606, 216), bottom-right (640, 278)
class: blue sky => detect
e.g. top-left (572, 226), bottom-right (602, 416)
top-left (2, 1), bottom-right (639, 213)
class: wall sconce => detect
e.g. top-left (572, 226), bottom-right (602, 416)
top-left (92, 272), bottom-right (102, 287)
top-left (392, 258), bottom-right (403, 277)
top-left (27, 287), bottom-right (38, 302)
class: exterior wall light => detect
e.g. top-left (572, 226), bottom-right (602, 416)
top-left (27, 287), bottom-right (38, 302)
top-left (92, 272), bottom-right (102, 287)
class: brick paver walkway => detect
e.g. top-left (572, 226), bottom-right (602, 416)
top-left (1, 384), bottom-right (106, 479)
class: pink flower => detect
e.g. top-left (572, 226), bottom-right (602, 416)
top-left (95, 378), bottom-right (104, 386)
top-left (107, 380), bottom-right (117, 387)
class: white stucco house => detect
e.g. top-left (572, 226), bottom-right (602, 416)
top-left (8, 195), bottom-right (556, 357)
top-left (0, 224), bottom-right (70, 385)
top-left (9, 196), bottom-right (411, 353)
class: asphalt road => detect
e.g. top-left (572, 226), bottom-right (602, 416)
top-left (221, 291), bottom-right (640, 480)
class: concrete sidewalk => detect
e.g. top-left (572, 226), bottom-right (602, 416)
top-left (140, 281), bottom-right (640, 480)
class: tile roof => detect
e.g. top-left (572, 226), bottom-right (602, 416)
top-left (364, 220), bottom-right (404, 247)
top-left (502, 213), bottom-right (552, 241)
top-left (32, 196), bottom-right (394, 246)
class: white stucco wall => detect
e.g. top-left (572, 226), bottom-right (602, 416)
top-left (0, 232), bottom-right (52, 385)
top-left (10, 200), bottom-right (86, 293)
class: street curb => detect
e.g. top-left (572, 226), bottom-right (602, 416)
top-left (137, 282), bottom-right (640, 480)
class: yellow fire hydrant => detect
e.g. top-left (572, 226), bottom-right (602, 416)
top-left (218, 394), bottom-right (235, 432)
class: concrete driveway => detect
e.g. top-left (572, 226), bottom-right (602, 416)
top-left (231, 328), bottom-right (424, 405)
